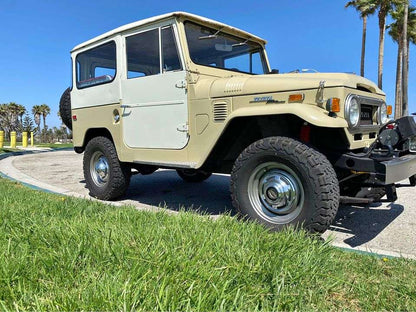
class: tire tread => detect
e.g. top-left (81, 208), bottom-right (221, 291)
top-left (230, 137), bottom-right (339, 233)
top-left (83, 136), bottom-right (130, 200)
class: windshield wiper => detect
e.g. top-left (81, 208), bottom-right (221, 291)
top-left (198, 28), bottom-right (223, 40)
top-left (232, 39), bottom-right (249, 47)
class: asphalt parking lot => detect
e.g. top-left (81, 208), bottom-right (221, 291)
top-left (1, 150), bottom-right (415, 259)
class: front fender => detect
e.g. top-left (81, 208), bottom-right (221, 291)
top-left (228, 104), bottom-right (348, 128)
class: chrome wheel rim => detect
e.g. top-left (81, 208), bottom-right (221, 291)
top-left (90, 151), bottom-right (109, 187)
top-left (247, 162), bottom-right (304, 224)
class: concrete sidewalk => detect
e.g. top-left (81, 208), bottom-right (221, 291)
top-left (1, 150), bottom-right (415, 259)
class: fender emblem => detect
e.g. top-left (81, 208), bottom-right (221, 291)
top-left (250, 96), bottom-right (284, 104)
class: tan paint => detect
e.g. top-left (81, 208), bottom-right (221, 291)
top-left (71, 12), bottom-right (389, 170)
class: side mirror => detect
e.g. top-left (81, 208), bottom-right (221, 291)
top-left (267, 69), bottom-right (279, 74)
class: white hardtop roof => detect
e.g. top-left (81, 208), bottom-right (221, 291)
top-left (71, 11), bottom-right (267, 52)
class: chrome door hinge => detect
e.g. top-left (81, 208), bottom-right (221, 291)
top-left (175, 80), bottom-right (187, 89)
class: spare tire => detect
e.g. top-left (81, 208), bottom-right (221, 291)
top-left (59, 87), bottom-right (72, 130)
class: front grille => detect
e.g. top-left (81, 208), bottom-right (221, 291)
top-left (355, 95), bottom-right (384, 128)
top-left (345, 94), bottom-right (385, 132)
top-left (360, 104), bottom-right (374, 125)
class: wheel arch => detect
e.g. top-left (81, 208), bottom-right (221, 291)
top-left (74, 128), bottom-right (115, 154)
top-left (202, 113), bottom-right (349, 173)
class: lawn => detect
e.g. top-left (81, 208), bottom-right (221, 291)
top-left (0, 143), bottom-right (72, 154)
top-left (0, 177), bottom-right (415, 311)
top-left (36, 143), bottom-right (73, 149)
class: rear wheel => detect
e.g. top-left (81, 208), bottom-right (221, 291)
top-left (230, 137), bottom-right (339, 233)
top-left (176, 169), bottom-right (212, 182)
top-left (83, 136), bottom-right (131, 200)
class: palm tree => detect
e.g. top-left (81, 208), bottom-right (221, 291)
top-left (39, 104), bottom-right (50, 132)
top-left (401, 2), bottom-right (416, 116)
top-left (0, 104), bottom-right (10, 139)
top-left (32, 105), bottom-right (42, 138)
top-left (346, 0), bottom-right (377, 76)
top-left (39, 104), bottom-right (50, 143)
top-left (8, 102), bottom-right (19, 130)
top-left (373, 0), bottom-right (400, 89)
top-left (17, 104), bottom-right (26, 125)
top-left (389, 4), bottom-right (416, 118)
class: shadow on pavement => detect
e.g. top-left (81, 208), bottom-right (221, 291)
top-left (329, 203), bottom-right (404, 247)
top-left (87, 169), bottom-right (404, 246)
top-left (123, 170), bottom-right (235, 215)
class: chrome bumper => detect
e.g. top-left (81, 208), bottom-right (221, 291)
top-left (382, 154), bottom-right (416, 184)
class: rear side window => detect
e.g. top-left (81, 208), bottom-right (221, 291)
top-left (76, 41), bottom-right (116, 89)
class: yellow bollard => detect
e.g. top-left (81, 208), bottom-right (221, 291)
top-left (22, 132), bottom-right (28, 148)
top-left (30, 132), bottom-right (34, 147)
top-left (0, 131), bottom-right (4, 148)
top-left (10, 131), bottom-right (16, 148)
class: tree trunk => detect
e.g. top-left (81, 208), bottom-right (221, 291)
top-left (394, 41), bottom-right (403, 119)
top-left (378, 12), bottom-right (386, 89)
top-left (402, 3), bottom-right (409, 116)
top-left (361, 15), bottom-right (367, 77)
top-left (42, 115), bottom-right (46, 143)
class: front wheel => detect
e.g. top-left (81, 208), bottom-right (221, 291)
top-left (230, 137), bottom-right (339, 233)
top-left (83, 136), bottom-right (131, 200)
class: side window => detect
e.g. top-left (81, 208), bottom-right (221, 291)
top-left (162, 26), bottom-right (182, 72)
top-left (126, 29), bottom-right (160, 79)
top-left (76, 41), bottom-right (116, 89)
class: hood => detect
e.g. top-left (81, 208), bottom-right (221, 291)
top-left (209, 73), bottom-right (384, 98)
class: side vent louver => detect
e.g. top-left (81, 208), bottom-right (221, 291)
top-left (213, 101), bottom-right (229, 122)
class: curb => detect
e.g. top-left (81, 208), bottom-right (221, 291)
top-left (0, 147), bottom-right (75, 192)
top-left (0, 147), bottom-right (73, 160)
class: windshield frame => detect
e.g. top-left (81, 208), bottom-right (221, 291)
top-left (184, 21), bottom-right (268, 75)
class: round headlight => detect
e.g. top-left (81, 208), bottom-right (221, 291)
top-left (348, 97), bottom-right (360, 127)
top-left (380, 103), bottom-right (389, 124)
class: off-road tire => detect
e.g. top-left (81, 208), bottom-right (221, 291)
top-left (59, 87), bottom-right (72, 130)
top-left (176, 169), bottom-right (212, 182)
top-left (230, 137), bottom-right (339, 233)
top-left (83, 136), bottom-right (131, 200)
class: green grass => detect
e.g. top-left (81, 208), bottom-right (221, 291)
top-left (0, 143), bottom-right (72, 154)
top-left (36, 143), bottom-right (73, 149)
top-left (0, 147), bottom-right (20, 154)
top-left (0, 177), bottom-right (415, 311)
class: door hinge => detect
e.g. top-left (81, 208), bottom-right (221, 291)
top-left (177, 123), bottom-right (188, 132)
top-left (175, 80), bottom-right (187, 89)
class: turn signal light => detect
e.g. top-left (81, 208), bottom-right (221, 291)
top-left (288, 93), bottom-right (304, 103)
top-left (387, 105), bottom-right (393, 116)
top-left (327, 98), bottom-right (341, 113)
top-left (72, 115), bottom-right (77, 121)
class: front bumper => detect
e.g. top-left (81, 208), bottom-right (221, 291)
top-left (382, 154), bottom-right (416, 184)
top-left (336, 116), bottom-right (416, 185)
top-left (335, 152), bottom-right (416, 184)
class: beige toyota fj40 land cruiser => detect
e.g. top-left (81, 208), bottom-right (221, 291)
top-left (60, 12), bottom-right (416, 233)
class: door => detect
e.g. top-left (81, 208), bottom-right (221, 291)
top-left (121, 25), bottom-right (188, 149)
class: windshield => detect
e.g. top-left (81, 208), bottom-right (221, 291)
top-left (184, 22), bottom-right (268, 75)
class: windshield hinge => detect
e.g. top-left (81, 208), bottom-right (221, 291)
top-left (316, 80), bottom-right (325, 105)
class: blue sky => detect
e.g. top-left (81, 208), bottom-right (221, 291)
top-left (0, 0), bottom-right (415, 128)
